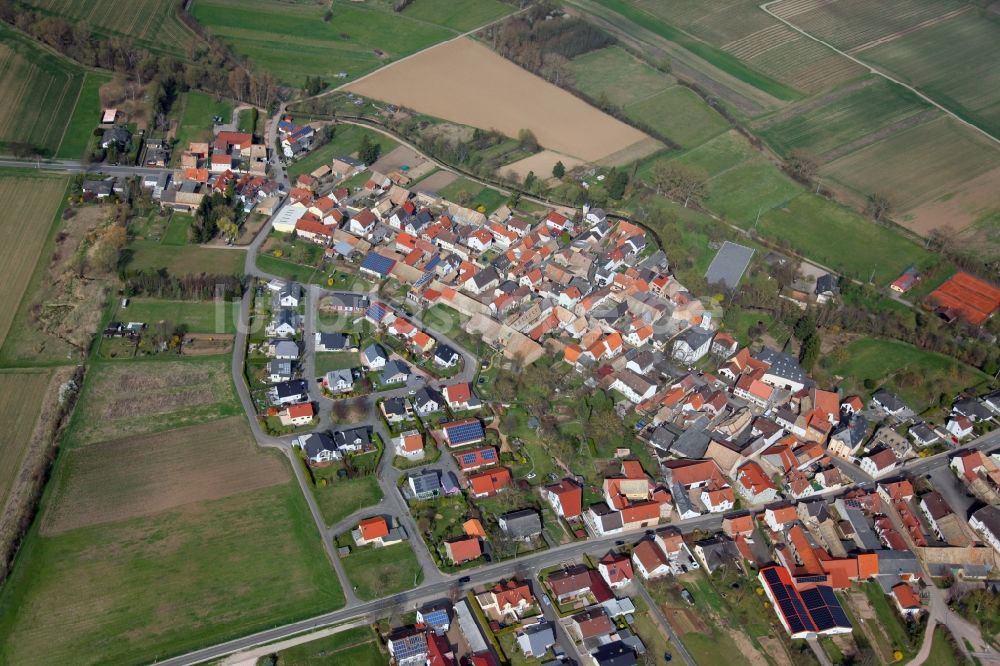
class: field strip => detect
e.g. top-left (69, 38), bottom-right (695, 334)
top-left (759, 0), bottom-right (1000, 148)
top-left (817, 108), bottom-right (939, 163)
top-left (39, 72), bottom-right (72, 150)
top-left (751, 77), bottom-right (877, 129)
top-left (622, 83), bottom-right (679, 109)
top-left (847, 5), bottom-right (972, 54)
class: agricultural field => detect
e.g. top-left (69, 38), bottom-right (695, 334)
top-left (56, 72), bottom-right (111, 159)
top-left (42, 417), bottom-right (285, 534)
top-left (0, 370), bottom-right (52, 508)
top-left (756, 78), bottom-right (934, 159)
top-left (861, 9), bottom-right (1000, 138)
top-left (823, 337), bottom-right (991, 413)
top-left (172, 92), bottom-right (233, 158)
top-left (346, 37), bottom-right (658, 163)
top-left (400, 0), bottom-right (512, 32)
top-left (266, 626), bottom-right (385, 666)
top-left (125, 240), bottom-right (247, 276)
top-left (0, 173), bottom-right (67, 350)
top-left (192, 0), bottom-right (456, 86)
top-left (0, 24), bottom-right (88, 157)
top-left (116, 298), bottom-right (238, 335)
top-left (703, 160), bottom-right (802, 225)
top-left (0, 450), bottom-right (344, 665)
top-left (821, 116), bottom-right (1000, 227)
top-left (340, 542), bottom-right (424, 600)
top-left (568, 45), bottom-right (674, 107)
top-left (24, 0), bottom-right (194, 54)
top-left (623, 86), bottom-right (730, 148)
top-left (67, 357), bottom-right (241, 447)
top-left (287, 124), bottom-right (399, 180)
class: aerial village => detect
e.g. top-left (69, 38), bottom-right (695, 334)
top-left (104, 115), bottom-right (1000, 666)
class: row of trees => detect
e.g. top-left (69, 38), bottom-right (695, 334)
top-left (122, 270), bottom-right (245, 300)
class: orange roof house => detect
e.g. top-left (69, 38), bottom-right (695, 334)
top-left (463, 519), bottom-right (487, 537)
top-left (358, 516), bottom-right (389, 542)
top-left (468, 468), bottom-right (511, 498)
top-left (544, 479), bottom-right (583, 519)
top-left (722, 513), bottom-right (754, 536)
top-left (445, 536), bottom-right (482, 564)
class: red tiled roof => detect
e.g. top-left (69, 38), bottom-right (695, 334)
top-left (468, 468), bottom-right (511, 497)
top-left (546, 479), bottom-right (582, 519)
top-left (359, 516), bottom-right (389, 541)
top-left (445, 536), bottom-right (481, 563)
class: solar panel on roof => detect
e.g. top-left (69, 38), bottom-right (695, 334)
top-left (461, 453), bottom-right (476, 465)
top-left (797, 575), bottom-right (828, 584)
top-left (447, 422), bottom-right (483, 443)
top-left (423, 609), bottom-right (449, 625)
top-left (392, 634), bottom-right (427, 660)
top-left (361, 252), bottom-right (396, 275)
top-left (482, 450), bottom-right (495, 459)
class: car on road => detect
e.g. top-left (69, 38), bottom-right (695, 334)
top-left (615, 540), bottom-right (625, 546)
top-left (526, 471), bottom-right (536, 480)
top-left (458, 576), bottom-right (471, 583)
top-left (408, 389), bottom-right (415, 395)
top-left (541, 594), bottom-right (551, 607)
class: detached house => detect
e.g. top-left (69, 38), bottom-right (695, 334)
top-left (672, 326), bottom-right (714, 365)
top-left (543, 479), bottom-right (583, 520)
top-left (735, 461), bottom-right (779, 505)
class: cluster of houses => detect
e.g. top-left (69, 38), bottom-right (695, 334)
top-left (294, 425), bottom-right (375, 465)
top-left (259, 281), bottom-right (316, 425)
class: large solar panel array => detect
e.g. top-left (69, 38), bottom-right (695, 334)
top-left (762, 568), bottom-right (814, 635)
top-left (361, 251), bottom-right (396, 276)
top-left (801, 586), bottom-right (852, 632)
top-left (422, 609), bottom-right (449, 627)
top-left (446, 420), bottom-right (484, 445)
top-left (796, 575), bottom-right (828, 584)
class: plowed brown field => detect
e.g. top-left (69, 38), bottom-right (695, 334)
top-left (346, 37), bottom-right (654, 162)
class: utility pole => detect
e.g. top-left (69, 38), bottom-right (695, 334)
top-left (753, 208), bottom-right (761, 231)
top-left (814, 177), bottom-right (822, 195)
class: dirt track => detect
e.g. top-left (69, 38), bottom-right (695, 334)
top-left (345, 38), bottom-right (649, 162)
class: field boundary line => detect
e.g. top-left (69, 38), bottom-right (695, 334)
top-left (622, 83), bottom-right (680, 109)
top-left (759, 0), bottom-right (1000, 148)
top-left (847, 5), bottom-right (972, 55)
top-left (53, 71), bottom-right (85, 159)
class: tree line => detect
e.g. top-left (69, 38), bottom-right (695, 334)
top-left (122, 269), bottom-right (245, 301)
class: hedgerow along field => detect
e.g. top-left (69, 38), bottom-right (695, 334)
top-left (0, 24), bottom-right (87, 157)
top-left (23, 0), bottom-right (195, 55)
top-left (0, 369), bottom-right (52, 508)
top-left (0, 173), bottom-right (67, 350)
top-left (66, 356), bottom-right (242, 447)
top-left (191, 0), bottom-right (512, 87)
top-left (0, 420), bottom-right (345, 665)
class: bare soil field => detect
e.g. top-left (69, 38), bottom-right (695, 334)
top-left (371, 145), bottom-right (428, 176)
top-left (346, 38), bottom-right (651, 162)
top-left (903, 166), bottom-right (1000, 236)
top-left (68, 357), bottom-right (239, 446)
top-left (42, 417), bottom-right (287, 534)
top-left (181, 333), bottom-right (235, 356)
top-left (501, 150), bottom-right (584, 181)
top-left (412, 170), bottom-right (459, 195)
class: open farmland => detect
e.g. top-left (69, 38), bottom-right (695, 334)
top-left (192, 0), bottom-right (483, 86)
top-left (624, 86), bottom-right (730, 148)
top-left (568, 45), bottom-right (674, 106)
top-left (24, 0), bottom-right (194, 55)
top-left (0, 370), bottom-right (52, 508)
top-left (0, 173), bottom-right (67, 350)
top-left (67, 357), bottom-right (241, 446)
top-left (345, 38), bottom-right (659, 163)
top-left (0, 24), bottom-right (85, 156)
top-left (861, 10), bottom-right (1000, 138)
top-left (43, 417), bottom-right (287, 534)
top-left (822, 116), bottom-right (1000, 228)
top-left (756, 78), bottom-right (934, 159)
top-left (0, 471), bottom-right (343, 665)
top-left (400, 0), bottom-right (512, 32)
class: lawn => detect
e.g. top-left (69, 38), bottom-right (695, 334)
top-left (267, 626), bottom-right (385, 666)
top-left (56, 72), bottom-right (112, 159)
top-left (341, 542), bottom-right (424, 600)
top-left (705, 161), bottom-right (802, 225)
top-left (125, 240), bottom-right (246, 276)
top-left (117, 298), bottom-right (239, 334)
top-left (255, 253), bottom-right (328, 284)
top-left (0, 173), bottom-right (67, 350)
top-left (624, 86), bottom-right (730, 148)
top-left (757, 192), bottom-right (932, 283)
top-left (568, 45), bottom-right (674, 107)
top-left (316, 352), bottom-right (360, 375)
top-left (635, 131), bottom-right (753, 183)
top-left (0, 23), bottom-right (87, 157)
top-left (860, 582), bottom-right (920, 657)
top-left (310, 468), bottom-right (383, 527)
top-left (926, 627), bottom-right (963, 666)
top-left (0, 479), bottom-right (344, 665)
top-left (824, 337), bottom-right (990, 415)
top-left (161, 212), bottom-right (195, 245)
top-left (66, 356), bottom-right (242, 447)
top-left (287, 124), bottom-right (399, 180)
top-left (192, 0), bottom-right (457, 86)
top-left (0, 369), bottom-right (52, 508)
top-left (237, 106), bottom-right (258, 133)
top-left (437, 177), bottom-right (507, 214)
top-left (172, 91), bottom-right (233, 156)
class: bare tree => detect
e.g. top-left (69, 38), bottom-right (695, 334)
top-left (865, 192), bottom-right (893, 222)
top-left (651, 162), bottom-right (707, 208)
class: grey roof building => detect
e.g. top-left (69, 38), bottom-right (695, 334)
top-left (705, 241), bottom-right (754, 289)
top-left (499, 509), bottom-right (542, 541)
top-left (516, 622), bottom-right (556, 658)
